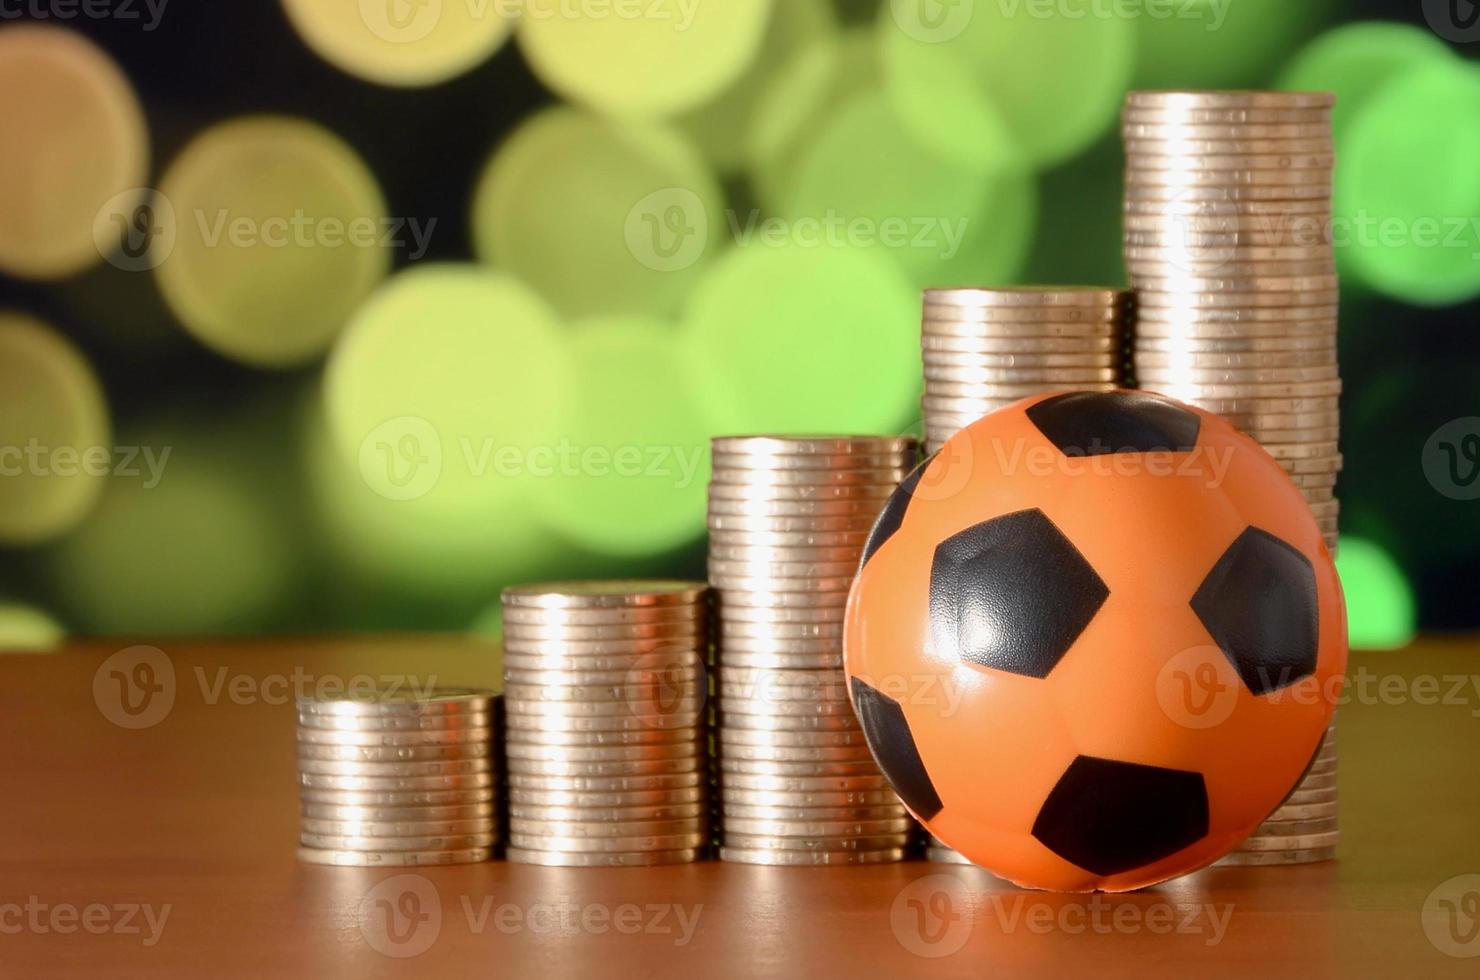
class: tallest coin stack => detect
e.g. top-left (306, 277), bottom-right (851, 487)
top-left (1121, 90), bottom-right (1341, 865)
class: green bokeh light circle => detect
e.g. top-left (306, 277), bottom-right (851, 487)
top-left (680, 240), bottom-right (919, 434)
top-left (534, 316), bottom-right (712, 557)
top-left (471, 108), bottom-right (724, 319)
top-left (1280, 20), bottom-right (1457, 141)
top-left (1335, 537), bottom-right (1416, 651)
top-left (879, 0), bottom-right (1133, 169)
top-left (1338, 60), bottom-right (1480, 306)
top-left (775, 87), bottom-right (1035, 289)
top-left (678, 0), bottom-right (837, 174)
top-left (320, 265), bottom-right (572, 595)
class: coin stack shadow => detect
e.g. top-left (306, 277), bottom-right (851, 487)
top-left (918, 286), bottom-right (1131, 863)
top-left (1121, 89), bottom-right (1341, 865)
top-left (501, 581), bottom-right (713, 867)
top-left (296, 689), bottom-right (499, 866)
top-left (920, 287), bottom-right (1134, 455)
top-left (709, 436), bottom-right (918, 865)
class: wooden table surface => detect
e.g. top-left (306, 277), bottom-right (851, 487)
top-left (1, 635), bottom-right (1477, 978)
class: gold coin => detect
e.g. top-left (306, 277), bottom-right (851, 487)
top-left (502, 580), bottom-right (709, 609)
top-left (300, 801), bottom-right (494, 823)
top-left (1213, 846), bottom-right (1336, 866)
top-left (710, 436), bottom-right (916, 457)
top-left (510, 818), bottom-right (704, 839)
top-left (297, 741), bottom-right (492, 762)
top-left (1232, 831), bottom-right (1340, 852)
top-left (1125, 151), bottom-right (1335, 171)
top-left (923, 286), bottom-right (1129, 308)
top-left (506, 832), bottom-right (708, 852)
top-left (296, 847), bottom-right (490, 866)
top-left (719, 847), bottom-right (905, 865)
top-left (508, 786), bottom-right (706, 808)
top-left (300, 832), bottom-right (495, 852)
top-left (506, 848), bottom-right (704, 867)
top-left (1124, 91), bottom-right (1335, 111)
top-left (300, 817), bottom-right (491, 837)
top-left (506, 771), bottom-right (704, 792)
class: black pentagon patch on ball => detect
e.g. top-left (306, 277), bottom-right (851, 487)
top-left (1191, 526), bottom-right (1320, 696)
top-left (930, 509), bottom-right (1108, 678)
top-left (1026, 391), bottom-right (1200, 456)
top-left (861, 456), bottom-right (929, 567)
top-left (1032, 756), bottom-right (1210, 877)
top-left (850, 677), bottom-right (943, 821)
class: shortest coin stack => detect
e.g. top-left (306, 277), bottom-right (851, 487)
top-left (709, 435), bottom-right (918, 865)
top-left (920, 287), bottom-right (1133, 454)
top-left (501, 581), bottom-right (713, 868)
top-left (1216, 720), bottom-right (1339, 867)
top-left (297, 688), bottom-right (499, 866)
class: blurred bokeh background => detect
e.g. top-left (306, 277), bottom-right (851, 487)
top-left (0, 0), bottom-right (1475, 650)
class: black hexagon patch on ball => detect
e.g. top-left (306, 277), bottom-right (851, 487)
top-left (929, 509), bottom-right (1108, 678)
top-left (850, 677), bottom-right (943, 821)
top-left (1032, 756), bottom-right (1210, 876)
top-left (861, 457), bottom-right (929, 567)
top-left (1026, 391), bottom-right (1201, 456)
top-left (1191, 526), bottom-right (1319, 695)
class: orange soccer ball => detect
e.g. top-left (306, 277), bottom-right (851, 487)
top-left (844, 390), bottom-right (1347, 892)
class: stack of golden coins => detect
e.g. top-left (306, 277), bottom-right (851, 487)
top-left (500, 581), bottom-right (712, 867)
top-left (296, 688), bottom-right (498, 866)
top-left (708, 435), bottom-right (918, 865)
top-left (1122, 90), bottom-right (1341, 864)
top-left (919, 287), bottom-right (1133, 455)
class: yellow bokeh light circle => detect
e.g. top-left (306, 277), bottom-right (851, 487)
top-left (0, 24), bottom-right (148, 280)
top-left (0, 313), bottom-right (112, 546)
top-left (517, 0), bottom-right (774, 118)
top-left (155, 116), bottom-right (391, 368)
top-left (281, 0), bottom-right (515, 86)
